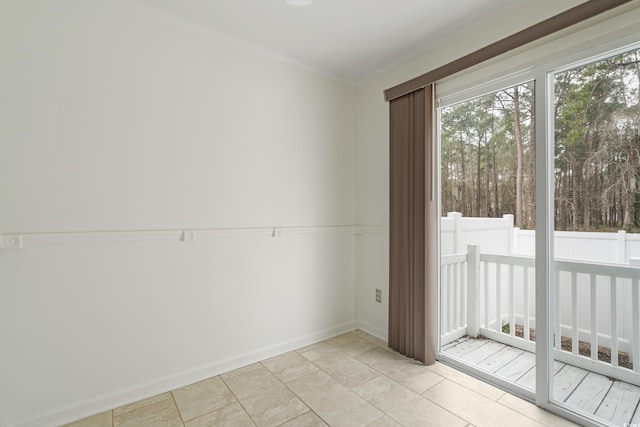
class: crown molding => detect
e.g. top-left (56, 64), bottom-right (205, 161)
top-left (358, 0), bottom-right (527, 87)
top-left (109, 0), bottom-right (356, 87)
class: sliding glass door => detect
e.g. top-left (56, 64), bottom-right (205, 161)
top-left (439, 34), bottom-right (640, 427)
top-left (547, 43), bottom-right (640, 426)
top-left (438, 78), bottom-right (538, 398)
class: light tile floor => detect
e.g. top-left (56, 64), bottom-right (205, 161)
top-left (65, 330), bottom-right (578, 427)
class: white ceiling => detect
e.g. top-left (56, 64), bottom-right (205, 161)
top-left (125, 0), bottom-right (522, 82)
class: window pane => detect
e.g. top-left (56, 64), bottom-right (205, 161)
top-left (551, 46), bottom-right (640, 425)
top-left (439, 82), bottom-right (537, 395)
top-left (441, 82), bottom-right (535, 228)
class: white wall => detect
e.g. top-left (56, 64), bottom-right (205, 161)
top-left (353, 0), bottom-right (640, 343)
top-left (0, 1), bottom-right (356, 426)
top-left (4, 0), bottom-right (640, 424)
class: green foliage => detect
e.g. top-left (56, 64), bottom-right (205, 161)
top-left (441, 47), bottom-right (640, 232)
top-left (554, 50), bottom-right (640, 231)
top-left (441, 82), bottom-right (534, 226)
top-left (502, 322), bottom-right (510, 334)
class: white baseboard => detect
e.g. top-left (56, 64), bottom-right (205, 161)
top-left (13, 321), bottom-right (357, 427)
top-left (356, 320), bottom-right (387, 343)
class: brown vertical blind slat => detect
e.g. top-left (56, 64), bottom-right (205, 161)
top-left (388, 85), bottom-right (434, 364)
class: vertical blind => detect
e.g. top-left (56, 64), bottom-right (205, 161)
top-left (388, 85), bottom-right (436, 364)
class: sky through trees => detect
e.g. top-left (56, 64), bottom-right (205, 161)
top-left (440, 47), bottom-right (640, 231)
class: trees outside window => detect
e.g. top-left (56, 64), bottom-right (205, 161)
top-left (441, 81), bottom-right (535, 229)
top-left (441, 47), bottom-right (640, 232)
top-left (554, 48), bottom-right (640, 231)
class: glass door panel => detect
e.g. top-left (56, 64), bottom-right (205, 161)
top-left (551, 46), bottom-right (640, 425)
top-left (439, 81), bottom-right (537, 394)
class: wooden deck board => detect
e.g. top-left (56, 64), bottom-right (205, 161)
top-left (631, 394), bottom-right (640, 424)
top-left (444, 337), bottom-right (488, 358)
top-left (515, 360), bottom-right (565, 391)
top-left (514, 366), bottom-right (536, 390)
top-left (553, 364), bottom-right (589, 402)
top-left (460, 340), bottom-right (505, 364)
top-left (495, 351), bottom-right (536, 382)
top-left (441, 336), bottom-right (469, 352)
top-left (596, 380), bottom-right (640, 425)
top-left (442, 336), bottom-right (640, 423)
top-left (565, 372), bottom-right (612, 414)
top-left (476, 346), bottom-right (524, 373)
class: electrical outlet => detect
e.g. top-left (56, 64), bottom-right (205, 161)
top-left (375, 288), bottom-right (382, 303)
top-left (182, 230), bottom-right (196, 241)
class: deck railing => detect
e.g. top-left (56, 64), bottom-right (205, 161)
top-left (441, 244), bottom-right (640, 386)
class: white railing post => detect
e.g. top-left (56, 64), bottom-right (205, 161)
top-left (630, 258), bottom-right (640, 372)
top-left (466, 244), bottom-right (480, 338)
top-left (589, 273), bottom-right (597, 361)
top-left (503, 214), bottom-right (514, 255)
top-left (618, 230), bottom-right (627, 263)
top-left (448, 212), bottom-right (462, 253)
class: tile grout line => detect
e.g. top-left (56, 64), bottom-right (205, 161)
top-left (75, 330), bottom-right (572, 427)
top-left (168, 391), bottom-right (186, 426)
top-left (312, 352), bottom-right (398, 425)
top-left (438, 342), bottom-right (613, 425)
top-left (354, 346), bottom-right (448, 395)
top-left (257, 358), bottom-right (323, 422)
top-left (255, 360), bottom-right (318, 427)
top-left (420, 376), bottom-right (560, 427)
top-left (422, 363), bottom-right (507, 402)
top-left (493, 392), bottom-right (564, 426)
top-left (354, 338), bottom-right (486, 425)
top-left (415, 380), bottom-right (477, 426)
top-left (219, 373), bottom-right (261, 427)
top-left (178, 395), bottom-right (249, 426)
top-left (282, 333), bottom-right (400, 425)
top-left (331, 341), bottom-right (470, 426)
top-left (299, 339), bottom-right (378, 388)
top-left (281, 345), bottom-right (367, 425)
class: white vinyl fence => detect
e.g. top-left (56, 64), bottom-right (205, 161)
top-left (440, 213), bottom-right (640, 386)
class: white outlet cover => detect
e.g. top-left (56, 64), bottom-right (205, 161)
top-left (182, 230), bottom-right (196, 241)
